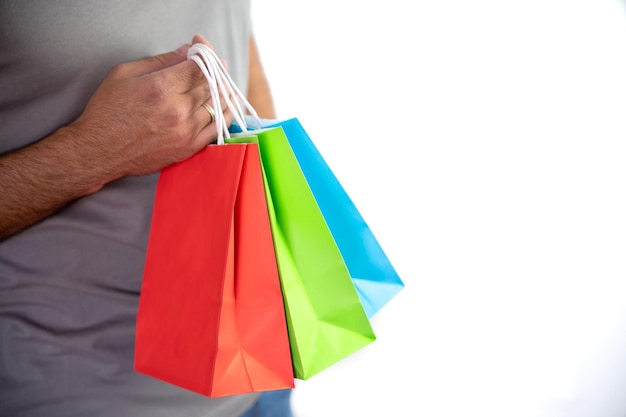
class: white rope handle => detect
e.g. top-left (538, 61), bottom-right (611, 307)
top-left (187, 43), bottom-right (262, 144)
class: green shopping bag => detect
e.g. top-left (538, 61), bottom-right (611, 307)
top-left (227, 128), bottom-right (376, 380)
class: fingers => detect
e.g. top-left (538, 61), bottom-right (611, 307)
top-left (165, 42), bottom-right (223, 95)
top-left (193, 92), bottom-right (230, 131)
top-left (194, 105), bottom-right (236, 147)
top-left (200, 102), bottom-right (216, 125)
top-left (113, 40), bottom-right (215, 96)
top-left (113, 47), bottom-right (189, 78)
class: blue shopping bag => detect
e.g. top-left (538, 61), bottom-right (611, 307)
top-left (240, 117), bottom-right (405, 318)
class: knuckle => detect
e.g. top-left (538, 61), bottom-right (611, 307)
top-left (144, 82), bottom-right (169, 106)
top-left (163, 107), bottom-right (186, 127)
top-left (107, 63), bottom-right (128, 79)
top-left (186, 61), bottom-right (208, 85)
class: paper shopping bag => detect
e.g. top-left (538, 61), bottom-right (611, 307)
top-left (263, 118), bottom-right (405, 318)
top-left (135, 143), bottom-right (294, 397)
top-left (227, 129), bottom-right (376, 380)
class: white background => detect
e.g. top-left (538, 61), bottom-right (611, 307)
top-left (252, 1), bottom-right (626, 416)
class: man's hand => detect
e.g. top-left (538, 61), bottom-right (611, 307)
top-left (72, 41), bottom-right (232, 181)
top-left (0, 38), bottom-right (231, 240)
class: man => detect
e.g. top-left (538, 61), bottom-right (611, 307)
top-left (0, 1), bottom-right (293, 416)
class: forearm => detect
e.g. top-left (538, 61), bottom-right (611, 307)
top-left (0, 126), bottom-right (113, 240)
top-left (247, 35), bottom-right (276, 119)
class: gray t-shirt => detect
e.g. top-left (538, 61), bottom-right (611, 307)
top-left (0, 1), bottom-right (259, 416)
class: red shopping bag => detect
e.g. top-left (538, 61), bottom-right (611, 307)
top-left (135, 143), bottom-right (294, 397)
